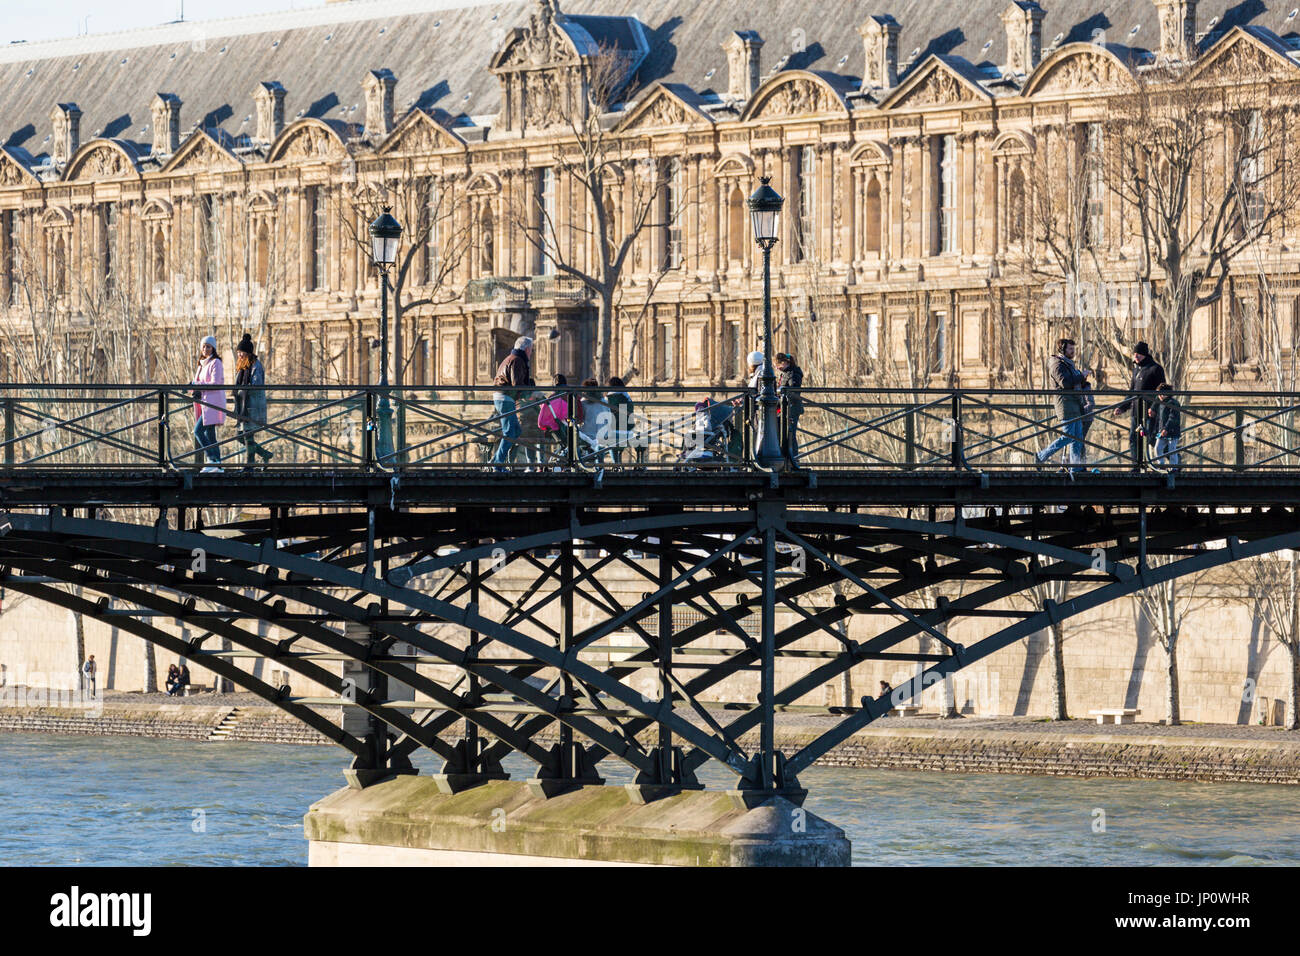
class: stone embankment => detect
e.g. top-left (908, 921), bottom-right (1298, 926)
top-left (4, 695), bottom-right (1300, 785)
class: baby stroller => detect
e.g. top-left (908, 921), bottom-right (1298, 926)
top-left (680, 397), bottom-right (743, 466)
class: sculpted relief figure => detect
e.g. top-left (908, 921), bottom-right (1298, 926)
top-left (907, 70), bottom-right (965, 107)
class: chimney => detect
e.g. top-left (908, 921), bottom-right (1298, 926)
top-left (253, 81), bottom-right (286, 144)
top-left (1001, 1), bottom-right (1045, 75)
top-left (50, 102), bottom-right (81, 164)
top-left (151, 93), bottom-right (182, 156)
top-left (1153, 0), bottom-right (1197, 61)
top-left (723, 31), bottom-right (763, 101)
top-left (362, 69), bottom-right (396, 141)
top-left (859, 14), bottom-right (900, 90)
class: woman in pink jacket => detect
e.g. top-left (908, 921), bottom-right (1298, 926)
top-left (192, 335), bottom-right (227, 472)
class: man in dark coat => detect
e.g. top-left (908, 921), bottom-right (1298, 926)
top-left (491, 336), bottom-right (534, 468)
top-left (1114, 341), bottom-right (1167, 470)
top-left (1036, 337), bottom-right (1090, 471)
top-left (775, 352), bottom-right (804, 465)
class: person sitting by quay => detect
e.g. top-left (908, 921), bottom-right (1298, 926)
top-left (165, 664), bottom-right (180, 696)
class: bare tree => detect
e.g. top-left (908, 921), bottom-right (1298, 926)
top-left (1102, 59), bottom-right (1297, 387)
top-left (339, 160), bottom-right (472, 389)
top-left (508, 47), bottom-right (701, 383)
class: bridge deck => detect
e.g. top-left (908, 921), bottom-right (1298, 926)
top-left (2, 467), bottom-right (1297, 509)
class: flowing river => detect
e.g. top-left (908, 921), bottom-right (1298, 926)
top-left (3, 731), bottom-right (1297, 866)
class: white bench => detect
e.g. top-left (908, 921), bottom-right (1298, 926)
top-left (889, 705), bottom-right (922, 717)
top-left (1089, 707), bottom-right (1140, 725)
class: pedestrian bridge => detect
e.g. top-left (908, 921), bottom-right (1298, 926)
top-left (1, 385), bottom-right (1298, 803)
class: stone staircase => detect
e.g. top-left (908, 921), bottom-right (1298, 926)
top-left (206, 707), bottom-right (245, 742)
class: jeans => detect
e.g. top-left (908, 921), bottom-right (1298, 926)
top-left (1038, 418), bottom-right (1084, 468)
top-left (1154, 436), bottom-right (1180, 467)
top-left (782, 407), bottom-right (802, 461)
top-left (193, 421), bottom-right (220, 464)
top-left (492, 395), bottom-right (520, 465)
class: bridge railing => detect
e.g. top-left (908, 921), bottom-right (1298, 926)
top-left (2, 384), bottom-right (1299, 473)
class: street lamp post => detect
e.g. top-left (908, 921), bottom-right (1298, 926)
top-left (369, 207), bottom-right (402, 464)
top-left (747, 177), bottom-right (786, 470)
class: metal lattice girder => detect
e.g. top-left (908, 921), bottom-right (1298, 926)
top-left (3, 512), bottom-right (754, 777)
top-left (3, 496), bottom-right (1298, 795)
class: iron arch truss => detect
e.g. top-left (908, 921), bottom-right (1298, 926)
top-left (3, 498), bottom-right (1298, 799)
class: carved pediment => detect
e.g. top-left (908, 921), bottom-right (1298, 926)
top-left (64, 141), bottom-right (141, 181)
top-left (1191, 30), bottom-right (1298, 84)
top-left (376, 110), bottom-right (464, 156)
top-left (617, 85), bottom-right (709, 132)
top-left (714, 153), bottom-right (754, 178)
top-left (1022, 45), bottom-right (1134, 98)
top-left (882, 59), bottom-right (989, 111)
top-left (466, 171), bottom-right (502, 194)
top-left (141, 198), bottom-right (174, 220)
top-left (159, 132), bottom-right (241, 175)
top-left (743, 73), bottom-right (846, 121)
top-left (42, 206), bottom-right (73, 227)
top-left (491, 0), bottom-right (584, 72)
top-left (0, 148), bottom-right (37, 187)
top-left (849, 141), bottom-right (892, 166)
top-left (267, 120), bottom-right (347, 164)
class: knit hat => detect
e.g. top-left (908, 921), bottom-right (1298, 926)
top-left (200, 335), bottom-right (217, 352)
top-left (237, 333), bottom-right (255, 356)
top-left (747, 350), bottom-right (764, 367)
top-left (1134, 341), bottom-right (1150, 357)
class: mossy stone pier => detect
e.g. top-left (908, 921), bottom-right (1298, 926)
top-left (304, 777), bottom-right (850, 866)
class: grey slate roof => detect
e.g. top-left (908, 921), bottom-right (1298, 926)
top-left (0, 0), bottom-right (1294, 166)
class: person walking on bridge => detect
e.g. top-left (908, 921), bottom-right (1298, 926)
top-left (776, 352), bottom-right (804, 466)
top-left (1036, 337), bottom-right (1090, 472)
top-left (1114, 341), bottom-right (1166, 471)
top-left (491, 336), bottom-right (533, 471)
top-left (233, 334), bottom-right (273, 468)
top-left (1153, 383), bottom-right (1182, 470)
top-left (191, 336), bottom-right (226, 473)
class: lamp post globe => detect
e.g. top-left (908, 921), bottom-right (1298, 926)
top-left (369, 207), bottom-right (402, 464)
top-left (747, 177), bottom-right (786, 470)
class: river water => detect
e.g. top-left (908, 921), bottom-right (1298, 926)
top-left (3, 731), bottom-right (1297, 866)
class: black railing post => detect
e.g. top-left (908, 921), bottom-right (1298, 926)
top-left (1235, 407), bottom-right (1246, 471)
top-left (743, 393), bottom-right (755, 464)
top-left (567, 390), bottom-right (578, 469)
top-left (156, 390), bottom-right (169, 467)
top-left (904, 404), bottom-right (917, 469)
top-left (950, 391), bottom-right (963, 471)
top-left (3, 397), bottom-right (14, 468)
top-left (363, 389), bottom-right (377, 469)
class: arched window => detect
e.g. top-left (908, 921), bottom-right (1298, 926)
top-left (255, 222), bottom-right (270, 286)
top-left (662, 158), bottom-right (682, 269)
top-left (480, 206), bottom-right (494, 276)
top-left (727, 187), bottom-right (744, 262)
top-left (153, 227), bottom-right (166, 286)
top-left (1008, 167), bottom-right (1026, 244)
top-left (53, 235), bottom-right (67, 296)
top-left (864, 177), bottom-right (882, 255)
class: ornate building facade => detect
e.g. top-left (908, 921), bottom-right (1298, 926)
top-left (0, 0), bottom-right (1298, 388)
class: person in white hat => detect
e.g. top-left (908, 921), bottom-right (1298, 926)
top-left (747, 350), bottom-right (765, 392)
top-left (191, 335), bottom-right (227, 472)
